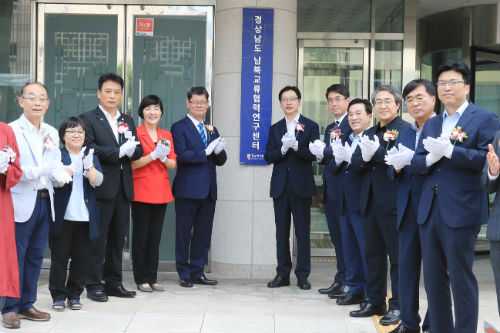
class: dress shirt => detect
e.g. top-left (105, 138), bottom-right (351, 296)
top-left (64, 153), bottom-right (89, 222)
top-left (99, 105), bottom-right (121, 143)
top-left (335, 113), bottom-right (347, 126)
top-left (285, 113), bottom-right (301, 135)
top-left (441, 101), bottom-right (468, 137)
top-left (349, 130), bottom-right (365, 152)
top-left (187, 113), bottom-right (206, 138)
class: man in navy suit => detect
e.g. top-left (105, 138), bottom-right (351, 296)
top-left (310, 84), bottom-right (352, 297)
top-left (80, 73), bottom-right (143, 301)
top-left (349, 85), bottom-right (409, 325)
top-left (171, 86), bottom-right (227, 288)
top-left (413, 61), bottom-right (499, 333)
top-left (385, 79), bottom-right (435, 333)
top-left (265, 86), bottom-right (319, 290)
top-left (330, 99), bottom-right (373, 306)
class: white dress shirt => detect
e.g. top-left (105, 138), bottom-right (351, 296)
top-left (99, 105), bottom-right (121, 143)
top-left (187, 113), bottom-right (207, 138)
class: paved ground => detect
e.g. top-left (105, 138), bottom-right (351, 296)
top-left (2, 254), bottom-right (499, 333)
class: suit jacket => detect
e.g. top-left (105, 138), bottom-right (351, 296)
top-left (330, 134), bottom-right (364, 214)
top-left (413, 102), bottom-right (499, 228)
top-left (321, 116), bottom-right (352, 202)
top-left (79, 107), bottom-right (143, 200)
top-left (9, 115), bottom-right (61, 222)
top-left (351, 116), bottom-right (410, 216)
top-left (388, 124), bottom-right (425, 228)
top-left (132, 124), bottom-right (177, 204)
top-left (264, 115), bottom-right (319, 199)
top-left (52, 147), bottom-right (102, 240)
top-left (170, 116), bottom-right (227, 200)
top-left (483, 130), bottom-right (500, 241)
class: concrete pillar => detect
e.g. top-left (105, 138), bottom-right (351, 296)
top-left (211, 0), bottom-right (298, 278)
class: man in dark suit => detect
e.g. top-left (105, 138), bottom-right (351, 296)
top-left (413, 61), bottom-right (499, 333)
top-left (80, 73), bottom-right (143, 301)
top-left (170, 86), bottom-right (227, 288)
top-left (330, 99), bottom-right (373, 306)
top-left (265, 86), bottom-right (319, 290)
top-left (349, 85), bottom-right (409, 325)
top-left (385, 79), bottom-right (435, 333)
top-left (310, 84), bottom-right (352, 297)
top-left (484, 130), bottom-right (500, 316)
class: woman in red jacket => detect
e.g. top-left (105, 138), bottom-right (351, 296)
top-left (131, 95), bottom-right (177, 292)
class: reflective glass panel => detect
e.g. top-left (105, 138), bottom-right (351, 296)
top-left (374, 40), bottom-right (402, 90)
top-left (375, 0), bottom-right (404, 33)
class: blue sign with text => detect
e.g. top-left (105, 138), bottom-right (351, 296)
top-left (240, 8), bottom-right (273, 165)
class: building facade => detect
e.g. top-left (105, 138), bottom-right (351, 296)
top-left (1, 0), bottom-right (499, 277)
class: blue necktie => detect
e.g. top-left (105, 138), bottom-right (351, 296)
top-left (198, 123), bottom-right (207, 147)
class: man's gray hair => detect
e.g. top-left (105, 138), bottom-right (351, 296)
top-left (370, 85), bottom-right (402, 106)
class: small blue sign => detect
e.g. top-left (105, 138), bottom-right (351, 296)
top-left (240, 8), bottom-right (273, 165)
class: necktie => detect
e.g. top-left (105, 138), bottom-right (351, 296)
top-left (198, 123), bottom-right (207, 147)
top-left (333, 121), bottom-right (340, 131)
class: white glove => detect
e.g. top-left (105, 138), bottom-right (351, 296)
top-left (0, 151), bottom-right (9, 173)
top-left (50, 166), bottom-right (72, 185)
top-left (281, 133), bottom-right (296, 154)
top-left (205, 137), bottom-right (221, 156)
top-left (308, 140), bottom-right (326, 160)
top-left (423, 136), bottom-right (454, 159)
top-left (359, 135), bottom-right (380, 162)
top-left (119, 140), bottom-right (140, 158)
top-left (214, 137), bottom-right (226, 155)
top-left (83, 148), bottom-right (94, 170)
top-left (67, 147), bottom-right (85, 173)
top-left (332, 140), bottom-right (352, 165)
top-left (385, 144), bottom-right (414, 170)
top-left (39, 160), bottom-right (61, 178)
top-left (150, 142), bottom-right (171, 160)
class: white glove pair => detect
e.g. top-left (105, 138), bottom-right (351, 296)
top-left (423, 135), bottom-right (453, 165)
top-left (359, 135), bottom-right (380, 162)
top-left (309, 140), bottom-right (326, 160)
top-left (205, 137), bottom-right (222, 156)
top-left (214, 137), bottom-right (226, 155)
top-left (50, 166), bottom-right (73, 185)
top-left (0, 150), bottom-right (9, 173)
top-left (332, 139), bottom-right (352, 165)
top-left (385, 143), bottom-right (415, 170)
top-left (150, 142), bottom-right (171, 161)
top-left (66, 147), bottom-right (86, 173)
top-left (281, 132), bottom-right (298, 154)
top-left (119, 137), bottom-right (141, 158)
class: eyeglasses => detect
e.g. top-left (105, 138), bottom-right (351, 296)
top-left (436, 80), bottom-right (464, 88)
top-left (22, 96), bottom-right (48, 104)
top-left (405, 96), bottom-right (426, 105)
top-left (327, 97), bottom-right (345, 104)
top-left (189, 100), bottom-right (208, 106)
top-left (65, 129), bottom-right (85, 136)
top-left (280, 97), bottom-right (299, 103)
top-left (374, 98), bottom-right (395, 106)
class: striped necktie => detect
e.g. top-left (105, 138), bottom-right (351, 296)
top-left (198, 123), bottom-right (207, 147)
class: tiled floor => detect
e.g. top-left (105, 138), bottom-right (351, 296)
top-left (2, 254), bottom-right (499, 333)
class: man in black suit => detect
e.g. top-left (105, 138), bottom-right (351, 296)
top-left (80, 73), bottom-right (143, 301)
top-left (349, 85), bottom-right (409, 325)
top-left (265, 86), bottom-right (319, 290)
top-left (310, 84), bottom-right (352, 298)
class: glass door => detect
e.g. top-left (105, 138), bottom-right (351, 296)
top-left (298, 39), bottom-right (369, 257)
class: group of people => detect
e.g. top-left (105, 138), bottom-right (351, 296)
top-left (1, 60), bottom-right (500, 333)
top-left (264, 60), bottom-right (500, 333)
top-left (0, 73), bottom-right (227, 329)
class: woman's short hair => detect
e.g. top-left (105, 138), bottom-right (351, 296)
top-left (58, 116), bottom-right (86, 142)
top-left (138, 95), bottom-right (164, 119)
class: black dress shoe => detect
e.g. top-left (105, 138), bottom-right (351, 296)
top-left (267, 275), bottom-right (290, 288)
top-left (192, 276), bottom-right (218, 285)
top-left (87, 287), bottom-right (108, 302)
top-left (360, 296), bottom-right (369, 310)
top-left (379, 309), bottom-right (401, 326)
top-left (297, 278), bottom-right (311, 290)
top-left (318, 282), bottom-right (342, 294)
top-left (349, 303), bottom-right (386, 317)
top-left (328, 285), bottom-right (348, 299)
top-left (336, 292), bottom-right (364, 305)
top-left (179, 279), bottom-right (193, 288)
top-left (104, 285), bottom-right (136, 298)
top-left (389, 324), bottom-right (419, 333)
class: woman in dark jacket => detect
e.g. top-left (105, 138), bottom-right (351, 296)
top-left (49, 117), bottom-right (103, 311)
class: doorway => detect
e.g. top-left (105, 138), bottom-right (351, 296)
top-left (37, 3), bottom-right (214, 262)
top-left (298, 39), bottom-right (370, 257)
